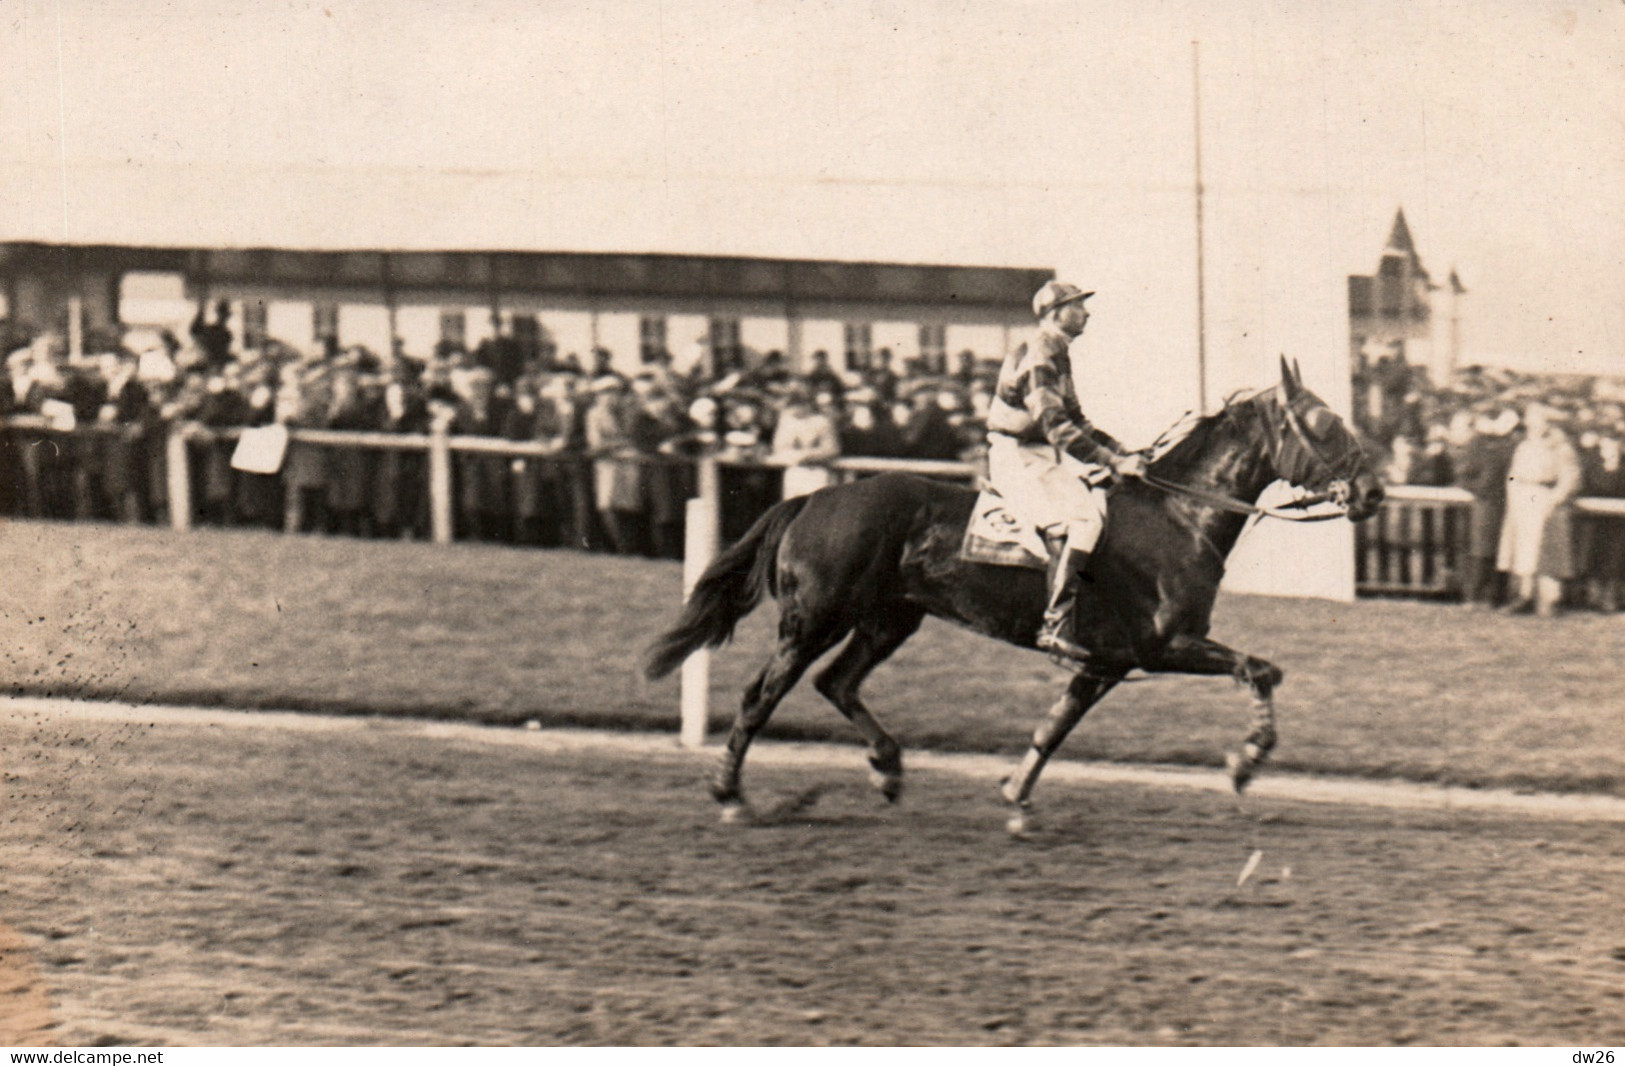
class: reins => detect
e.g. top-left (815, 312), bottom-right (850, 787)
top-left (1137, 470), bottom-right (1345, 522)
top-left (1133, 387), bottom-right (1360, 523)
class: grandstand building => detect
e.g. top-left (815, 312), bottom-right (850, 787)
top-left (0, 241), bottom-right (1048, 376)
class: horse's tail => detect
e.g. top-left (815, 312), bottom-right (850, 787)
top-left (642, 494), bottom-right (812, 680)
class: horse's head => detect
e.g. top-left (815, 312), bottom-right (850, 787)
top-left (1259, 357), bottom-right (1385, 521)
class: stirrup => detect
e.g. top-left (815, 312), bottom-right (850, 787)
top-left (1035, 628), bottom-right (1093, 667)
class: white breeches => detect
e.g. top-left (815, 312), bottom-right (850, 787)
top-left (987, 435), bottom-right (1109, 551)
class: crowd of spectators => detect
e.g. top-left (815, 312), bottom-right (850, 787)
top-left (5, 311), bottom-right (1621, 613)
top-left (0, 306), bottom-right (998, 558)
top-left (1354, 357), bottom-right (1625, 615)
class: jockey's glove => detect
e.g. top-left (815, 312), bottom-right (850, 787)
top-left (1111, 451), bottom-right (1148, 480)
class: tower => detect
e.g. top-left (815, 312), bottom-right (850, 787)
top-left (1348, 209), bottom-right (1440, 441)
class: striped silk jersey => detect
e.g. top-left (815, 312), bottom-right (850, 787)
top-left (985, 324), bottom-right (1122, 465)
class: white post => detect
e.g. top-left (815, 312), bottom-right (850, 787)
top-left (165, 424), bottom-right (192, 532)
top-left (428, 416), bottom-right (454, 546)
top-left (678, 458), bottom-right (721, 748)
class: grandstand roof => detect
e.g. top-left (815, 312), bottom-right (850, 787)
top-left (0, 240), bottom-right (1051, 312)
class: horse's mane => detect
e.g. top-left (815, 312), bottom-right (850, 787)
top-left (1145, 386), bottom-right (1274, 471)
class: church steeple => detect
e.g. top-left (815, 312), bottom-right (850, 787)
top-left (1385, 209), bottom-right (1417, 256)
top-left (1377, 208), bottom-right (1431, 292)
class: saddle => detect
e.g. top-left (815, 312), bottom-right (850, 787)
top-left (958, 490), bottom-right (1048, 570)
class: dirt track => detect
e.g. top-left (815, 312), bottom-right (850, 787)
top-left (2, 701), bottom-right (1623, 1046)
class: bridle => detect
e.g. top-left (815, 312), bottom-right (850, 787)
top-left (1138, 384), bottom-right (1367, 523)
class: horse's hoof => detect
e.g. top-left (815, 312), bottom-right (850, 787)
top-left (1005, 806), bottom-right (1036, 839)
top-left (719, 800), bottom-right (753, 825)
top-left (1225, 752), bottom-right (1255, 794)
top-left (870, 768), bottom-right (904, 804)
top-left (998, 776), bottom-right (1023, 806)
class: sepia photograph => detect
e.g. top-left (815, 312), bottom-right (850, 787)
top-left (1, 0), bottom-right (1621, 1050)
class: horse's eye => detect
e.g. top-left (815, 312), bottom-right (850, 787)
top-left (1304, 407), bottom-right (1336, 436)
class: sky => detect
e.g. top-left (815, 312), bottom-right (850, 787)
top-left (1, 0), bottom-right (1620, 380)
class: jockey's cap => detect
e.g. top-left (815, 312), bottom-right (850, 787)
top-left (1032, 281), bottom-right (1094, 320)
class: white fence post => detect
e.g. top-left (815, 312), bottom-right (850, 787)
top-left (428, 416), bottom-right (454, 546)
top-left (165, 424), bottom-right (192, 532)
top-left (679, 457), bottom-right (721, 749)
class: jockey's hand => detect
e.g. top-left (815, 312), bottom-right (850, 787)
top-left (1112, 452), bottom-right (1147, 480)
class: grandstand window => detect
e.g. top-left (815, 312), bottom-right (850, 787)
top-left (918, 323), bottom-right (947, 374)
top-left (709, 316), bottom-right (743, 373)
top-left (440, 310), bottom-right (467, 350)
top-left (844, 322), bottom-right (874, 370)
top-left (640, 315), bottom-right (668, 363)
top-left (243, 300), bottom-right (268, 350)
top-left (313, 302), bottom-right (339, 345)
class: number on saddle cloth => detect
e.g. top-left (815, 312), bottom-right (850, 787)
top-left (959, 489), bottom-right (1048, 569)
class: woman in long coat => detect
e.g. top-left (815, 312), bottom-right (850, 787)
top-left (630, 379), bottom-right (694, 558)
top-left (324, 364), bottom-right (378, 536)
top-left (1497, 403), bottom-right (1582, 614)
top-left (1449, 410), bottom-right (1518, 606)
top-left (584, 376), bottom-right (643, 554)
top-left (444, 367), bottom-right (512, 542)
top-left (279, 364), bottom-right (333, 534)
top-left (371, 367), bottom-right (430, 540)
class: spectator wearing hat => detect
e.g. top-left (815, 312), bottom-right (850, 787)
top-left (713, 391), bottom-right (779, 541)
top-left (865, 347), bottom-right (900, 406)
top-left (323, 361), bottom-right (380, 536)
top-left (1498, 402), bottom-right (1583, 615)
top-left (449, 366), bottom-right (512, 542)
top-left (548, 372), bottom-right (597, 550)
top-left (371, 363), bottom-right (432, 540)
top-left (953, 349), bottom-right (984, 389)
top-left (231, 362), bottom-right (283, 529)
top-left (770, 382), bottom-right (840, 499)
top-left (473, 318), bottom-right (525, 386)
top-left (505, 373), bottom-right (576, 547)
top-left (588, 347), bottom-right (623, 386)
top-left (95, 349), bottom-right (156, 524)
top-left (193, 366), bottom-right (251, 527)
top-left (585, 374), bottom-right (643, 554)
top-left (899, 383), bottom-right (968, 461)
top-left (41, 356), bottom-right (108, 522)
top-left (631, 375), bottom-right (694, 558)
top-left (278, 364), bottom-right (334, 534)
top-left (189, 300), bottom-right (235, 371)
top-left (1448, 408), bottom-right (1518, 607)
top-left (56, 354), bottom-right (116, 521)
top-left (837, 386), bottom-right (904, 458)
top-left (802, 350), bottom-right (845, 402)
top-left (742, 350), bottom-right (791, 392)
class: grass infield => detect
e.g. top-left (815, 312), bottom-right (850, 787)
top-left (3, 518), bottom-right (1621, 795)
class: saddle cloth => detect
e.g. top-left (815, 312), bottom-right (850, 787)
top-left (959, 490), bottom-right (1048, 570)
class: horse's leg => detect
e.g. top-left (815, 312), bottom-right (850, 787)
top-left (1142, 634), bottom-right (1283, 792)
top-left (812, 606), bottom-right (925, 803)
top-left (1000, 669), bottom-right (1124, 836)
top-left (712, 617), bottom-right (847, 821)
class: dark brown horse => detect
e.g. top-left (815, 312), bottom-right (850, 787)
top-left (644, 359), bottom-right (1384, 833)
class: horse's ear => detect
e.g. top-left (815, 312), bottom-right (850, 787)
top-left (1279, 355), bottom-right (1296, 391)
top-left (1292, 357), bottom-right (1304, 386)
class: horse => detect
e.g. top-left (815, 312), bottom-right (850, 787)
top-left (643, 359), bottom-right (1385, 834)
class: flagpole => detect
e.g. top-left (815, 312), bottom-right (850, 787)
top-left (1192, 39), bottom-right (1209, 412)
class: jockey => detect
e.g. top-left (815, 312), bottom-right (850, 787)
top-left (985, 281), bottom-right (1145, 662)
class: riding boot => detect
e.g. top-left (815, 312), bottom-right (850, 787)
top-left (1035, 539), bottom-right (1093, 663)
